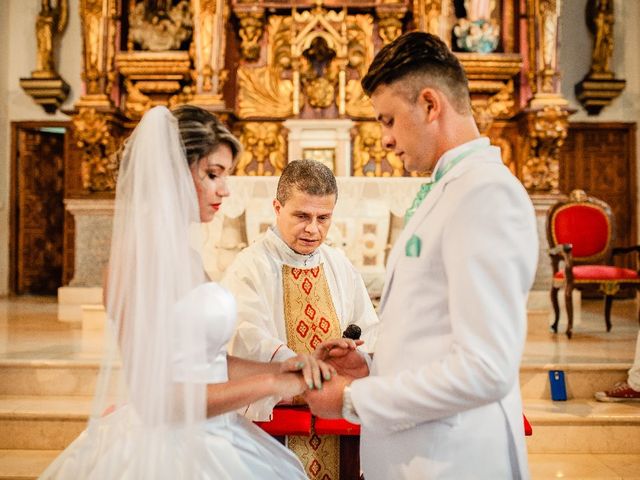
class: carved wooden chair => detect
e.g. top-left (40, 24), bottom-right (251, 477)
top-left (546, 189), bottom-right (640, 338)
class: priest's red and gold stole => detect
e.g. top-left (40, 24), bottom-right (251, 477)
top-left (282, 264), bottom-right (341, 479)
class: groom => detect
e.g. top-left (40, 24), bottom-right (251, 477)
top-left (305, 31), bottom-right (538, 479)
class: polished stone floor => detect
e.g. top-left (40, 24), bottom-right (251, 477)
top-left (2, 294), bottom-right (637, 364)
top-left (1, 293), bottom-right (639, 479)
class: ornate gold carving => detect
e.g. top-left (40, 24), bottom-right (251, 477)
top-left (238, 15), bottom-right (293, 118)
top-left (471, 80), bottom-right (516, 134)
top-left (412, 0), bottom-right (441, 37)
top-left (291, 3), bottom-right (349, 115)
top-left (128, 0), bottom-right (193, 51)
top-left (345, 14), bottom-right (375, 118)
top-left (20, 0), bottom-right (70, 113)
top-left (123, 79), bottom-right (152, 119)
top-left (237, 10), bottom-right (375, 120)
top-left (599, 282), bottom-right (620, 296)
top-left (235, 122), bottom-right (286, 176)
top-left (238, 67), bottom-right (294, 118)
top-left (116, 51), bottom-right (192, 118)
top-left (569, 189), bottom-right (588, 202)
top-left (237, 9), bottom-right (265, 61)
top-left (574, 0), bottom-right (625, 115)
top-left (73, 108), bottom-right (120, 192)
top-left (377, 10), bottom-right (404, 45)
top-left (353, 122), bottom-right (403, 177)
top-left (520, 105), bottom-right (569, 193)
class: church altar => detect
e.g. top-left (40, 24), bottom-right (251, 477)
top-left (59, 174), bottom-right (554, 320)
top-left (201, 175), bottom-right (425, 298)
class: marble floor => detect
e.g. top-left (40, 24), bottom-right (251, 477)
top-left (2, 294), bottom-right (637, 364)
top-left (1, 293), bottom-right (639, 479)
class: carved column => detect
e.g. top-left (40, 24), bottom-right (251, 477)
top-left (78, 0), bottom-right (117, 108)
top-left (574, 0), bottom-right (625, 115)
top-left (191, 0), bottom-right (229, 107)
top-left (412, 0), bottom-right (446, 42)
top-left (519, 0), bottom-right (571, 195)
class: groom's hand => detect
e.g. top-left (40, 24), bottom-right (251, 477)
top-left (304, 374), bottom-right (351, 419)
top-left (314, 339), bottom-right (370, 379)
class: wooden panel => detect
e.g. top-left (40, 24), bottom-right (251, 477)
top-left (12, 124), bottom-right (68, 294)
top-left (559, 122), bottom-right (637, 265)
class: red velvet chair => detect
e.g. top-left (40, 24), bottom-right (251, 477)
top-left (546, 189), bottom-right (640, 338)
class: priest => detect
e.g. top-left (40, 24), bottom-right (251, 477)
top-left (222, 159), bottom-right (379, 479)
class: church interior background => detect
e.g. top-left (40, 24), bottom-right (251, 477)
top-left (0, 0), bottom-right (639, 478)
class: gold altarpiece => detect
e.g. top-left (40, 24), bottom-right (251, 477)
top-left (65, 0), bottom-right (575, 194)
top-left (58, 0), bottom-right (585, 298)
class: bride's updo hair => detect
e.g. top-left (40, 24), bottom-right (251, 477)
top-left (171, 105), bottom-right (242, 167)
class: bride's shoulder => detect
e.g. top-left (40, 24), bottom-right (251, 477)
top-left (174, 282), bottom-right (236, 316)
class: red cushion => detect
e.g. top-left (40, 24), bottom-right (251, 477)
top-left (255, 407), bottom-right (312, 436)
top-left (553, 205), bottom-right (609, 258)
top-left (554, 265), bottom-right (639, 281)
top-left (314, 417), bottom-right (361, 435)
top-left (523, 414), bottom-right (532, 436)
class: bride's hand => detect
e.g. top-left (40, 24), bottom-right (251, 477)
top-left (280, 354), bottom-right (336, 390)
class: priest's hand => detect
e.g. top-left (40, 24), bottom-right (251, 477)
top-left (304, 374), bottom-right (351, 419)
top-left (280, 354), bottom-right (336, 391)
top-left (315, 339), bottom-right (370, 380)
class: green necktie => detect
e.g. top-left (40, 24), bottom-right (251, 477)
top-left (404, 144), bottom-right (487, 224)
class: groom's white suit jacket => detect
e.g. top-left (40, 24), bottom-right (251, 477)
top-left (350, 139), bottom-right (538, 479)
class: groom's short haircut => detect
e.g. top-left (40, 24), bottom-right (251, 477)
top-left (276, 159), bottom-right (338, 205)
top-left (361, 31), bottom-right (471, 115)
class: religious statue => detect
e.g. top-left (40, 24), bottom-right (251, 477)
top-left (35, 0), bottom-right (68, 76)
top-left (452, 0), bottom-right (499, 53)
top-left (128, 0), bottom-right (193, 51)
top-left (588, 0), bottom-right (614, 74)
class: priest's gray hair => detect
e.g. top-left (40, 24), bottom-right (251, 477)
top-left (171, 105), bottom-right (242, 166)
top-left (276, 159), bottom-right (338, 205)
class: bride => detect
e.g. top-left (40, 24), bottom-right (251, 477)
top-left (40, 105), bottom-right (339, 479)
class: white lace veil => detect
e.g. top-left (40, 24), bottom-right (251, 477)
top-left (72, 106), bottom-right (209, 477)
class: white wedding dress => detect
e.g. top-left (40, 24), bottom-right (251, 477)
top-left (40, 283), bottom-right (306, 479)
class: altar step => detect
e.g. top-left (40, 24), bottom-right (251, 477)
top-left (524, 399), bottom-right (640, 454)
top-left (1, 452), bottom-right (638, 480)
top-left (1, 295), bottom-right (639, 479)
top-left (0, 395), bottom-right (90, 450)
top-left (0, 358), bottom-right (630, 400)
top-left (0, 450), bottom-right (60, 480)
